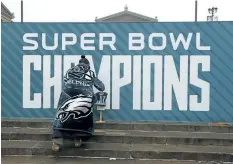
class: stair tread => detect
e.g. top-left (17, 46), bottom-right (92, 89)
top-left (2, 118), bottom-right (233, 126)
top-left (2, 140), bottom-right (233, 154)
top-left (3, 119), bottom-right (233, 134)
top-left (2, 127), bottom-right (233, 139)
top-left (1, 156), bottom-right (222, 164)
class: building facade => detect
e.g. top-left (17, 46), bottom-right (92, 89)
top-left (1, 2), bottom-right (14, 22)
top-left (95, 5), bottom-right (158, 22)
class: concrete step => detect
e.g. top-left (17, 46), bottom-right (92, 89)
top-left (2, 127), bottom-right (233, 146)
top-left (2, 156), bottom-right (230, 164)
top-left (2, 140), bottom-right (233, 162)
top-left (2, 119), bottom-right (233, 133)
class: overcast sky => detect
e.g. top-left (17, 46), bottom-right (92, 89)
top-left (2, 0), bottom-right (233, 22)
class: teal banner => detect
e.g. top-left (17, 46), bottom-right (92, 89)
top-left (1, 22), bottom-right (233, 123)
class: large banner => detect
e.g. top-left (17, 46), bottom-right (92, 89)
top-left (2, 22), bottom-right (233, 122)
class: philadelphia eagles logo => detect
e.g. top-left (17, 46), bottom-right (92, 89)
top-left (56, 94), bottom-right (93, 123)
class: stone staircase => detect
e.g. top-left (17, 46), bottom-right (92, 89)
top-left (1, 119), bottom-right (233, 163)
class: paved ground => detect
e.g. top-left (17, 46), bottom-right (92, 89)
top-left (2, 156), bottom-right (232, 164)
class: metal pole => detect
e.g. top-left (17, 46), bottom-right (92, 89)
top-left (21, 0), bottom-right (23, 22)
top-left (195, 0), bottom-right (198, 22)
